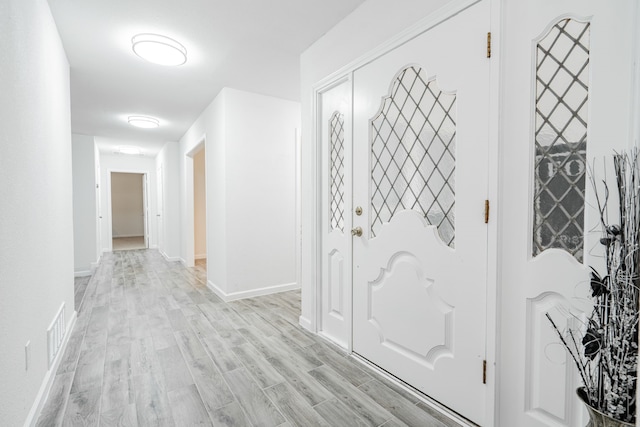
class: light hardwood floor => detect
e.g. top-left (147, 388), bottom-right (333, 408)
top-left (36, 249), bottom-right (462, 427)
top-left (112, 237), bottom-right (146, 251)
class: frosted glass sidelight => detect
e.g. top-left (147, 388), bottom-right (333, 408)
top-left (533, 19), bottom-right (590, 261)
top-left (370, 66), bottom-right (456, 247)
top-left (330, 111), bottom-right (345, 232)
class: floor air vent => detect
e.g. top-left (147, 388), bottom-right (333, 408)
top-left (47, 304), bottom-right (66, 368)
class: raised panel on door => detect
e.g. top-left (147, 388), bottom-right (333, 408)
top-left (319, 79), bottom-right (352, 349)
top-left (499, 1), bottom-right (637, 426)
top-left (352, 1), bottom-right (491, 424)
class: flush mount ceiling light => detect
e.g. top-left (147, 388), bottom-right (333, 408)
top-left (127, 115), bottom-right (160, 128)
top-left (117, 146), bottom-right (142, 156)
top-left (131, 33), bottom-right (187, 66)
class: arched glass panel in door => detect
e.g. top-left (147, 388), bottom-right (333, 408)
top-left (370, 66), bottom-right (456, 247)
top-left (329, 111), bottom-right (345, 232)
top-left (533, 18), bottom-right (590, 261)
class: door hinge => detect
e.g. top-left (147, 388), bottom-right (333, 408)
top-left (482, 359), bottom-right (487, 384)
top-left (484, 200), bottom-right (490, 224)
top-left (486, 32), bottom-right (491, 58)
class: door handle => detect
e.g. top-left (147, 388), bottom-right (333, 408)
top-left (351, 227), bottom-right (363, 237)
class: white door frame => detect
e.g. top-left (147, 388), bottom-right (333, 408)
top-left (306, 0), bottom-right (502, 424)
top-left (184, 137), bottom-right (207, 268)
top-left (106, 169), bottom-right (150, 252)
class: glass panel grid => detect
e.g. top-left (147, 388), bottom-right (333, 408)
top-left (371, 66), bottom-right (456, 247)
top-left (533, 19), bottom-right (590, 261)
top-left (330, 112), bottom-right (345, 232)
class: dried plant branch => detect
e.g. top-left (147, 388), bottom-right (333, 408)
top-left (547, 149), bottom-right (638, 423)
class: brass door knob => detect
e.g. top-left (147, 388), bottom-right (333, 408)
top-left (351, 227), bottom-right (363, 237)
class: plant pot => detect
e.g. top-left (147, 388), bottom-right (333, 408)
top-left (576, 388), bottom-right (635, 427)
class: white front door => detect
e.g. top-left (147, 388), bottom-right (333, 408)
top-left (319, 79), bottom-right (352, 349)
top-left (498, 1), bottom-right (637, 426)
top-left (351, 1), bottom-right (491, 424)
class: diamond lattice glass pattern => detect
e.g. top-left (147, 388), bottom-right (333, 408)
top-left (330, 112), bottom-right (345, 232)
top-left (371, 66), bottom-right (456, 246)
top-left (533, 19), bottom-right (590, 261)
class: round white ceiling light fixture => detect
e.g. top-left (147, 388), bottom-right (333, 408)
top-left (127, 115), bottom-right (160, 128)
top-left (131, 33), bottom-right (187, 66)
top-left (117, 146), bottom-right (142, 156)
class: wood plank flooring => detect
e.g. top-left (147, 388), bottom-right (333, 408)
top-left (36, 249), bottom-right (462, 427)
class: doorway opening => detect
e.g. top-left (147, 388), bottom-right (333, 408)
top-left (192, 145), bottom-right (207, 272)
top-left (110, 172), bottom-right (148, 251)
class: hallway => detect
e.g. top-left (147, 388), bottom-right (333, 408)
top-left (36, 250), bottom-right (459, 427)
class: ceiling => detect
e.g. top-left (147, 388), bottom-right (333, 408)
top-left (47, 0), bottom-right (365, 155)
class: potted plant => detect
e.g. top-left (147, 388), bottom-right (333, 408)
top-left (547, 150), bottom-right (638, 426)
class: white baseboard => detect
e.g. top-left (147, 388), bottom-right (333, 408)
top-left (74, 270), bottom-right (92, 278)
top-left (112, 234), bottom-right (144, 238)
top-left (207, 280), bottom-right (300, 302)
top-left (195, 253), bottom-right (207, 260)
top-left (90, 256), bottom-right (101, 272)
top-left (299, 315), bottom-right (313, 332)
top-left (24, 310), bottom-right (78, 427)
top-left (159, 250), bottom-right (181, 263)
top-left (180, 258), bottom-right (188, 267)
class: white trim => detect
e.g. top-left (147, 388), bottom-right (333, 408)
top-left (160, 250), bottom-right (181, 263)
top-left (484, 1), bottom-right (502, 425)
top-left (311, 0), bottom-right (482, 92)
top-left (294, 127), bottom-right (302, 327)
top-left (90, 256), bottom-right (101, 271)
top-left (74, 270), bottom-right (92, 278)
top-left (24, 311), bottom-right (78, 427)
top-left (106, 169), bottom-right (151, 252)
top-left (350, 353), bottom-right (477, 427)
top-left (184, 135), bottom-right (206, 269)
top-left (298, 315), bottom-right (313, 332)
top-left (207, 280), bottom-right (300, 302)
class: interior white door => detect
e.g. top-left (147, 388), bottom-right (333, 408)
top-left (320, 79), bottom-right (352, 349)
top-left (498, 1), bottom-right (637, 426)
top-left (352, 1), bottom-right (491, 424)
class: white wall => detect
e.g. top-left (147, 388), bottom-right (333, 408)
top-left (193, 148), bottom-right (207, 259)
top-left (110, 173), bottom-right (144, 238)
top-left (98, 148), bottom-right (158, 252)
top-left (225, 88), bottom-right (300, 294)
top-left (156, 141), bottom-right (181, 261)
top-left (180, 91), bottom-right (227, 285)
top-left (0, 1), bottom-right (75, 425)
top-left (71, 134), bottom-right (99, 275)
top-left (299, 0), bottom-right (455, 329)
top-left (180, 88), bottom-right (300, 299)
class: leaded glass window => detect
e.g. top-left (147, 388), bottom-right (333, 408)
top-left (330, 111), bottom-right (345, 232)
top-left (533, 19), bottom-right (590, 261)
top-left (371, 66), bottom-right (456, 247)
